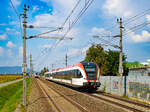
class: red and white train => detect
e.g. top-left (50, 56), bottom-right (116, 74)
top-left (44, 62), bottom-right (101, 90)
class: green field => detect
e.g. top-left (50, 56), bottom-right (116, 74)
top-left (0, 75), bottom-right (22, 84)
top-left (0, 78), bottom-right (30, 112)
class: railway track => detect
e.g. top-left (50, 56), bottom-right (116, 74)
top-left (86, 93), bottom-right (150, 112)
top-left (43, 79), bottom-right (150, 112)
top-left (35, 79), bottom-right (63, 112)
top-left (36, 79), bottom-right (89, 112)
top-left (98, 93), bottom-right (150, 110)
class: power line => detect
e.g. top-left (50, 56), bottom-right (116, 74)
top-left (10, 0), bottom-right (19, 16)
top-left (123, 21), bottom-right (150, 36)
top-left (61, 0), bottom-right (81, 28)
top-left (93, 35), bottom-right (120, 49)
top-left (34, 0), bottom-right (95, 68)
top-left (97, 8), bottom-right (150, 39)
top-left (55, 0), bottom-right (95, 47)
top-left (10, 0), bottom-right (23, 36)
top-left (124, 8), bottom-right (150, 25)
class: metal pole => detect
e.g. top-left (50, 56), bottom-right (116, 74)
top-left (118, 18), bottom-right (123, 76)
top-left (22, 4), bottom-right (29, 106)
top-left (65, 54), bottom-right (68, 67)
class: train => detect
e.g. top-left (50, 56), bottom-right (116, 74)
top-left (44, 61), bottom-right (101, 90)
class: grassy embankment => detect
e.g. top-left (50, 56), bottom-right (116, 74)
top-left (0, 78), bottom-right (31, 112)
top-left (0, 75), bottom-right (22, 83)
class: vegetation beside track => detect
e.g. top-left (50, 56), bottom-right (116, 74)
top-left (0, 77), bottom-right (30, 112)
top-left (0, 75), bottom-right (22, 83)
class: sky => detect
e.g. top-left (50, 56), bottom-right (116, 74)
top-left (0, 0), bottom-right (150, 71)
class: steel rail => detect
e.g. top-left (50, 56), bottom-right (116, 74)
top-left (35, 79), bottom-right (64, 112)
top-left (99, 93), bottom-right (150, 109)
top-left (40, 79), bottom-right (89, 112)
top-left (87, 93), bottom-right (148, 112)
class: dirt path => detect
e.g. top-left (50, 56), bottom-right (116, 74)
top-left (0, 79), bottom-right (23, 88)
top-left (26, 78), bottom-right (54, 112)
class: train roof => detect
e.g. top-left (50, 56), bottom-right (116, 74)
top-left (45, 62), bottom-right (97, 74)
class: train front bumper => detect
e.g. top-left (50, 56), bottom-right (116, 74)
top-left (83, 81), bottom-right (101, 87)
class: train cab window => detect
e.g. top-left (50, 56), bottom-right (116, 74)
top-left (77, 70), bottom-right (82, 78)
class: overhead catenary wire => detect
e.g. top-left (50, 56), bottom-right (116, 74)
top-left (61, 0), bottom-right (81, 28)
top-left (123, 21), bottom-right (150, 36)
top-left (92, 8), bottom-right (150, 49)
top-left (97, 8), bottom-right (150, 39)
top-left (124, 8), bottom-right (150, 25)
top-left (10, 0), bottom-right (23, 36)
top-left (30, 0), bottom-right (81, 38)
top-left (55, 0), bottom-right (95, 48)
top-left (34, 0), bottom-right (95, 70)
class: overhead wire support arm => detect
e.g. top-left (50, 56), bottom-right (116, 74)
top-left (27, 36), bottom-right (73, 40)
top-left (26, 25), bottom-right (63, 29)
top-left (27, 27), bottom-right (63, 39)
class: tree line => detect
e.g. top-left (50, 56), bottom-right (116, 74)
top-left (84, 44), bottom-right (128, 76)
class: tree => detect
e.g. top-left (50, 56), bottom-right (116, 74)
top-left (84, 44), bottom-right (128, 76)
top-left (125, 61), bottom-right (143, 68)
top-left (85, 44), bottom-right (109, 75)
top-left (39, 67), bottom-right (49, 76)
top-left (106, 50), bottom-right (128, 76)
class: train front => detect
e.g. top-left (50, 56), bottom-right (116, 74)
top-left (81, 62), bottom-right (101, 89)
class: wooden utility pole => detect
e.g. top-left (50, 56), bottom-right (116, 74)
top-left (117, 18), bottom-right (124, 76)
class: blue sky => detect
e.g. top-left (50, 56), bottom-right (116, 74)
top-left (0, 0), bottom-right (150, 71)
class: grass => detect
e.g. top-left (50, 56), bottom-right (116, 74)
top-left (0, 78), bottom-right (30, 112)
top-left (20, 77), bottom-right (33, 112)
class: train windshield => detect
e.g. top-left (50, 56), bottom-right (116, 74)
top-left (81, 62), bottom-right (97, 80)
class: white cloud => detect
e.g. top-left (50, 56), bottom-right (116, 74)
top-left (6, 28), bottom-right (11, 31)
top-left (129, 30), bottom-right (150, 43)
top-left (146, 15), bottom-right (150, 22)
top-left (90, 27), bottom-right (111, 36)
top-left (0, 34), bottom-right (7, 40)
top-left (32, 6), bottom-right (39, 14)
top-left (68, 46), bottom-right (89, 57)
top-left (103, 0), bottom-right (132, 17)
top-left (124, 11), bottom-right (132, 17)
top-left (32, 13), bottom-right (63, 28)
top-left (41, 44), bottom-right (52, 49)
top-left (68, 48), bottom-right (80, 56)
top-left (11, 0), bottom-right (21, 7)
top-left (41, 0), bottom-right (76, 14)
top-left (37, 0), bottom-right (80, 31)
top-left (6, 41), bottom-right (16, 48)
top-left (5, 28), bottom-right (20, 35)
top-left (0, 47), bottom-right (3, 56)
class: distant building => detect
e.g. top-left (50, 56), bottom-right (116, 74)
top-left (128, 66), bottom-right (150, 76)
